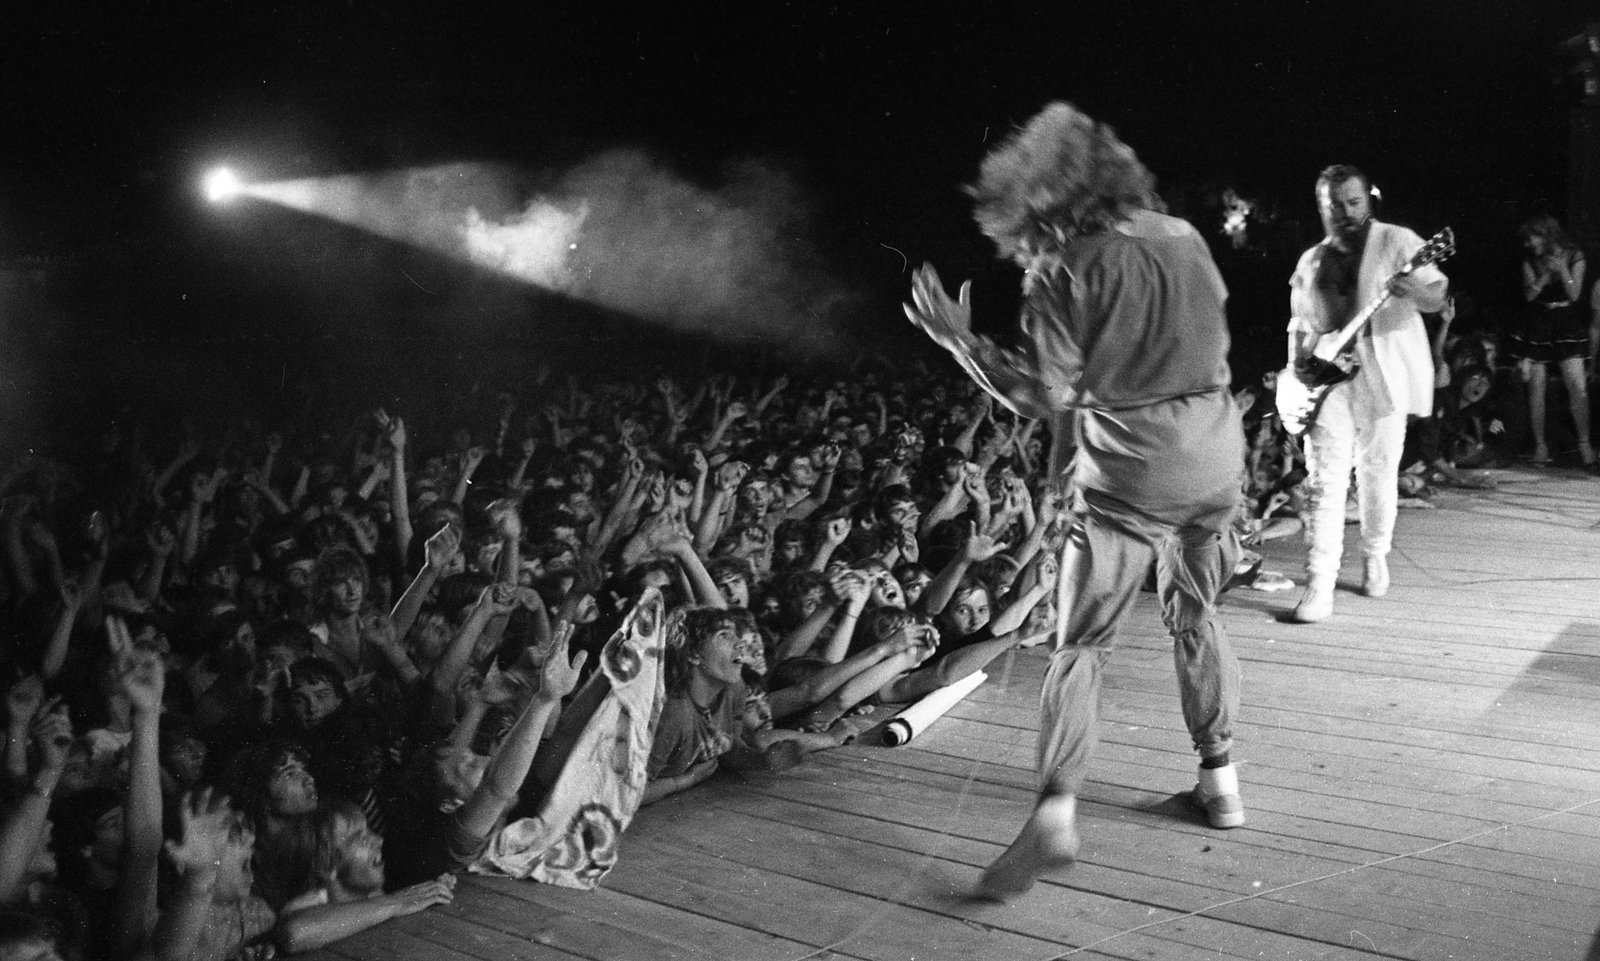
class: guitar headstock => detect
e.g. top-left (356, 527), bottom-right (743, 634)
top-left (1410, 227), bottom-right (1456, 271)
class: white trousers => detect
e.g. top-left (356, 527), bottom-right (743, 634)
top-left (1301, 381), bottom-right (1407, 583)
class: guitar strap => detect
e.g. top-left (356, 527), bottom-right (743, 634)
top-left (1310, 228), bottom-right (1370, 336)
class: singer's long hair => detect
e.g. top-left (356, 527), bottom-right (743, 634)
top-left (967, 102), bottom-right (1163, 264)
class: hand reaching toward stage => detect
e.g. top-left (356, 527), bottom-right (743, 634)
top-left (904, 263), bottom-right (973, 353)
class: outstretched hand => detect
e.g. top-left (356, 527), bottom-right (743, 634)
top-left (386, 874), bottom-right (458, 916)
top-left (164, 788), bottom-right (236, 886)
top-left (538, 622), bottom-right (588, 702)
top-left (903, 263), bottom-right (973, 353)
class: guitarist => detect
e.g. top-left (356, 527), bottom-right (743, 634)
top-left (1287, 165), bottom-right (1448, 624)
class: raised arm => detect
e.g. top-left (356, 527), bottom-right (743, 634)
top-left (39, 580), bottom-right (82, 680)
top-left (115, 647), bottom-right (167, 956)
top-left (808, 515), bottom-right (851, 573)
top-left (695, 460), bottom-right (746, 556)
top-left (450, 446), bottom-right (488, 507)
top-left (2, 676), bottom-right (44, 783)
top-left (390, 524), bottom-right (459, 642)
top-left (456, 623), bottom-right (588, 838)
top-left (903, 263), bottom-right (1069, 421)
top-left (425, 586), bottom-right (516, 728)
top-left (921, 521), bottom-right (1007, 616)
top-left (816, 571), bottom-right (870, 664)
top-left (0, 703), bottom-right (70, 903)
top-left (137, 789), bottom-right (230, 961)
top-left (989, 550), bottom-right (1057, 637)
top-left (276, 876), bottom-right (457, 955)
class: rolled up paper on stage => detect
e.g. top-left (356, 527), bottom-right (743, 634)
top-left (882, 670), bottom-right (987, 747)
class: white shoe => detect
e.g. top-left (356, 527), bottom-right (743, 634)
top-left (1291, 581), bottom-right (1334, 623)
top-left (1362, 556), bottom-right (1389, 598)
top-left (1193, 763), bottom-right (1246, 829)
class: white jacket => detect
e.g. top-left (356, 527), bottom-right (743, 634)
top-left (1288, 221), bottom-right (1446, 418)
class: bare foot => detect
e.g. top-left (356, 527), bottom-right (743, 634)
top-left (975, 794), bottom-right (1079, 902)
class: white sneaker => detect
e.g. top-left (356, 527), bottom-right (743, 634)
top-left (1192, 763), bottom-right (1246, 829)
top-left (1290, 581), bottom-right (1334, 623)
top-left (1362, 555), bottom-right (1389, 598)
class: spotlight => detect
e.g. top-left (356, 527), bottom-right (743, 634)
top-left (204, 167), bottom-right (244, 203)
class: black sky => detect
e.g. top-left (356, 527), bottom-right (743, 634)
top-left (3, 1), bottom-right (1598, 346)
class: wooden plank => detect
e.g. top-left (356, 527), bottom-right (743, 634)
top-left (325, 908), bottom-right (595, 961)
top-left (631, 790), bottom-right (1382, 961)
top-left (464, 874), bottom-right (837, 961)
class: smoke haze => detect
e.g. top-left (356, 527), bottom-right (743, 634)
top-left (249, 152), bottom-right (861, 355)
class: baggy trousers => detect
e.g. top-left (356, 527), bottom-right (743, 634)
top-left (1301, 379), bottom-right (1408, 584)
top-left (1036, 491), bottom-right (1241, 798)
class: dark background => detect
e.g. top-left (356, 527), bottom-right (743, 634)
top-left (3, 1), bottom-right (1597, 452)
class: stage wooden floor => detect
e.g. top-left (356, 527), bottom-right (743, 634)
top-left (310, 468), bottom-right (1600, 961)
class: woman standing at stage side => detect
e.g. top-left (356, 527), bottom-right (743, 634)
top-left (1514, 215), bottom-right (1596, 469)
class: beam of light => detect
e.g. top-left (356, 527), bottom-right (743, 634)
top-left (203, 167), bottom-right (245, 203)
top-left (223, 155), bottom-right (858, 353)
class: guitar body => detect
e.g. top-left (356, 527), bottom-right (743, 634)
top-left (1275, 355), bottom-right (1358, 437)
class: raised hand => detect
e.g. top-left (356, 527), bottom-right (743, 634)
top-left (961, 467), bottom-right (991, 503)
top-left (57, 578), bottom-right (82, 613)
top-left (960, 521), bottom-right (1008, 563)
top-left (106, 614), bottom-right (136, 667)
top-left (103, 580), bottom-right (152, 615)
top-left (264, 432), bottom-right (284, 456)
top-left (1022, 550), bottom-right (1059, 595)
top-left (482, 582), bottom-right (520, 615)
top-left (722, 401), bottom-right (749, 423)
top-left (538, 622), bottom-right (588, 702)
top-left (119, 649), bottom-right (167, 718)
top-left (424, 524), bottom-right (462, 572)
top-left (164, 788), bottom-right (236, 885)
top-left (190, 469), bottom-right (225, 505)
top-left (359, 612), bottom-right (402, 654)
top-left (1037, 485), bottom-right (1066, 528)
top-left (460, 446), bottom-right (488, 473)
top-left (903, 262), bottom-right (974, 352)
top-left (31, 704), bottom-right (73, 773)
top-left (713, 460), bottom-right (749, 493)
top-left (895, 524), bottom-right (920, 563)
top-left (5, 675), bottom-right (45, 730)
top-left (487, 497), bottom-right (523, 540)
top-left (822, 515), bottom-right (852, 548)
top-left (465, 664), bottom-right (524, 706)
top-left (830, 570), bottom-right (870, 613)
top-left (812, 442), bottom-right (842, 472)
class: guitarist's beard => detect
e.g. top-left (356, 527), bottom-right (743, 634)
top-left (1329, 214), bottom-right (1372, 249)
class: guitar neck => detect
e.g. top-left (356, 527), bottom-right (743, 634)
top-left (1306, 227), bottom-right (1454, 363)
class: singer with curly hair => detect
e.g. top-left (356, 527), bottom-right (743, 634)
top-left (904, 101), bottom-right (1246, 900)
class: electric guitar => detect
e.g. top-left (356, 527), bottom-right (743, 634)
top-left (1274, 227), bottom-right (1455, 438)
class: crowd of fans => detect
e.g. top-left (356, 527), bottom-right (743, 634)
top-left (0, 353), bottom-right (1088, 960)
top-left (0, 237), bottom-right (1594, 959)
